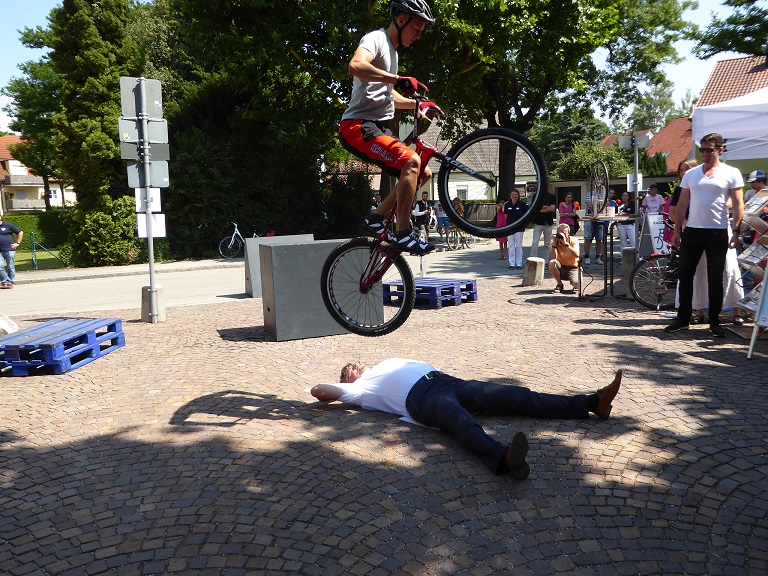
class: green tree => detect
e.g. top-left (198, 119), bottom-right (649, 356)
top-left (529, 110), bottom-right (610, 167)
top-left (692, 0), bottom-right (768, 58)
top-left (2, 58), bottom-right (65, 211)
top-left (553, 142), bottom-right (632, 181)
top-left (49, 0), bottom-right (139, 212)
top-left (627, 82), bottom-right (676, 132)
top-left (639, 151), bottom-right (670, 176)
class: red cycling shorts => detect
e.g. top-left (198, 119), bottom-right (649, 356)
top-left (338, 119), bottom-right (416, 178)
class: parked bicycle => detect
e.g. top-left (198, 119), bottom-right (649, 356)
top-left (321, 94), bottom-right (548, 336)
top-left (628, 245), bottom-right (679, 310)
top-left (218, 222), bottom-right (267, 258)
top-left (445, 226), bottom-right (476, 251)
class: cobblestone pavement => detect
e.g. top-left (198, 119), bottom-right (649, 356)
top-left (2, 244), bottom-right (768, 575)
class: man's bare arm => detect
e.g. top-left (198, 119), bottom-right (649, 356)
top-left (311, 384), bottom-right (343, 402)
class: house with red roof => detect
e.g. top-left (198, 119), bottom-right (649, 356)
top-left (0, 134), bottom-right (75, 215)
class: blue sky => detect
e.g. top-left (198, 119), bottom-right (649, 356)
top-left (0, 0), bottom-right (738, 132)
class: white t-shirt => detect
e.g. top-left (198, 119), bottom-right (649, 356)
top-left (641, 193), bottom-right (665, 213)
top-left (681, 163), bottom-right (745, 229)
top-left (341, 29), bottom-right (398, 122)
top-left (337, 358), bottom-right (437, 419)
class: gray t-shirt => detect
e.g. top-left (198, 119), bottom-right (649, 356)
top-left (341, 29), bottom-right (398, 122)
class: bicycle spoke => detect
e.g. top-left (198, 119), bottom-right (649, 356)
top-left (438, 128), bottom-right (547, 238)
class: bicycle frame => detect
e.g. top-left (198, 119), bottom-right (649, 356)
top-left (405, 97), bottom-right (496, 190)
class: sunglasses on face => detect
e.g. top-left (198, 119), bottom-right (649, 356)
top-left (699, 147), bottom-right (720, 154)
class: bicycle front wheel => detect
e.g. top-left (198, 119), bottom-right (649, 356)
top-left (446, 228), bottom-right (459, 251)
top-left (219, 236), bottom-right (243, 258)
top-left (437, 127), bottom-right (548, 238)
top-left (629, 254), bottom-right (676, 310)
top-left (320, 238), bottom-right (415, 337)
top-left (463, 234), bottom-right (477, 249)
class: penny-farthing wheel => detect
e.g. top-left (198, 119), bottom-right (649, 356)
top-left (590, 160), bottom-right (610, 214)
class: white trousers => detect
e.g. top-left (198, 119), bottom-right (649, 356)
top-left (617, 224), bottom-right (636, 248)
top-left (507, 231), bottom-right (524, 267)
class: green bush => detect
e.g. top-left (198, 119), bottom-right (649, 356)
top-left (1, 210), bottom-right (69, 248)
top-left (62, 196), bottom-right (142, 267)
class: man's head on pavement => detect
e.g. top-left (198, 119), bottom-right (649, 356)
top-left (340, 362), bottom-right (368, 383)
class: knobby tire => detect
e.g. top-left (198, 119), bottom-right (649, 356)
top-left (437, 127), bottom-right (548, 238)
top-left (320, 238), bottom-right (416, 337)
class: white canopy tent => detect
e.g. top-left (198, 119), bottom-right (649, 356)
top-left (691, 86), bottom-right (768, 161)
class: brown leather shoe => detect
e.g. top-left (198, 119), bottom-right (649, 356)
top-left (504, 431), bottom-right (530, 480)
top-left (594, 369), bottom-right (623, 420)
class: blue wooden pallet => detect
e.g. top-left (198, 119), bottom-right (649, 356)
top-left (413, 278), bottom-right (463, 309)
top-left (415, 277), bottom-right (478, 304)
top-left (0, 318), bottom-right (125, 376)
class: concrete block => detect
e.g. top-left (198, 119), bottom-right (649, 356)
top-left (141, 285), bottom-right (167, 323)
top-left (260, 240), bottom-right (348, 341)
top-left (522, 257), bottom-right (546, 286)
top-left (244, 235), bottom-right (314, 297)
top-left (622, 247), bottom-right (637, 282)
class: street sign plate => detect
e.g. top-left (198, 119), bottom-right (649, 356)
top-left (120, 76), bottom-right (163, 119)
top-left (118, 118), bottom-right (168, 144)
top-left (135, 188), bottom-right (161, 213)
top-left (127, 160), bottom-right (170, 188)
top-left (120, 142), bottom-right (170, 161)
top-left (137, 213), bottom-right (167, 238)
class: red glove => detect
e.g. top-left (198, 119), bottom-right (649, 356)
top-left (395, 76), bottom-right (428, 95)
top-left (418, 101), bottom-right (444, 119)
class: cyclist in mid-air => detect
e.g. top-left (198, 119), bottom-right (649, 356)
top-left (338, 0), bottom-right (440, 256)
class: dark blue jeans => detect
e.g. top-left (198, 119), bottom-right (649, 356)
top-left (676, 227), bottom-right (729, 324)
top-left (405, 372), bottom-right (590, 474)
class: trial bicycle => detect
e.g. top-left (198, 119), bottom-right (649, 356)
top-left (320, 94), bottom-right (548, 336)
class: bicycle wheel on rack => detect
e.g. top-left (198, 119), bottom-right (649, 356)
top-left (320, 238), bottom-right (415, 337)
top-left (437, 127), bottom-right (548, 238)
top-left (219, 236), bottom-right (243, 258)
top-left (445, 228), bottom-right (459, 250)
top-left (590, 160), bottom-right (609, 214)
top-left (629, 254), bottom-right (676, 310)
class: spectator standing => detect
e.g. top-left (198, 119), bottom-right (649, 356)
top-left (495, 201), bottom-right (509, 260)
top-left (434, 199), bottom-right (450, 240)
top-left (641, 184), bottom-right (665, 214)
top-left (504, 189), bottom-right (527, 270)
top-left (0, 216), bottom-right (23, 289)
top-left (548, 223), bottom-right (580, 293)
top-left (582, 190), bottom-right (605, 265)
top-left (745, 170), bottom-right (767, 202)
top-left (529, 191), bottom-right (556, 259)
top-left (617, 192), bottom-right (637, 249)
top-left (665, 133), bottom-right (745, 337)
top-left (558, 193), bottom-right (578, 235)
top-left (412, 191), bottom-right (432, 241)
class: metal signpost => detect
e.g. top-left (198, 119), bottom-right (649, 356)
top-left (119, 77), bottom-right (169, 323)
top-left (619, 134), bottom-right (650, 252)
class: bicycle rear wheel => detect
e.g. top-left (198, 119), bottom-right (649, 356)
top-left (320, 238), bottom-right (415, 337)
top-left (446, 228), bottom-right (459, 250)
top-left (219, 236), bottom-right (243, 258)
top-left (437, 127), bottom-right (548, 238)
top-left (629, 254), bottom-right (676, 310)
top-left (463, 234), bottom-right (477, 249)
